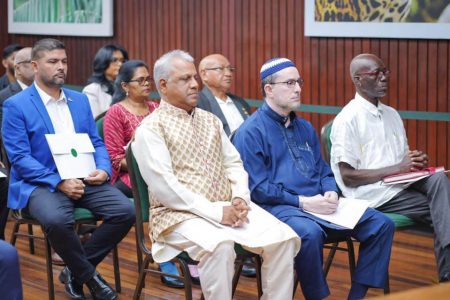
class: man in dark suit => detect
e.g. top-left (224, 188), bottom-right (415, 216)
top-left (197, 54), bottom-right (256, 278)
top-left (0, 44), bottom-right (23, 90)
top-left (2, 38), bottom-right (135, 300)
top-left (0, 47), bottom-right (33, 241)
top-left (197, 54), bottom-right (251, 136)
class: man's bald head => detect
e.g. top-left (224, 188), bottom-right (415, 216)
top-left (350, 53), bottom-right (389, 104)
top-left (13, 47), bottom-right (34, 85)
top-left (14, 47), bottom-right (32, 65)
top-left (198, 54), bottom-right (234, 99)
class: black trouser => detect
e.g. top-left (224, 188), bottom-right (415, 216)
top-left (26, 183), bottom-right (135, 284)
top-left (0, 168), bottom-right (9, 240)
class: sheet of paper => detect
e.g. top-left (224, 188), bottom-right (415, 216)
top-left (45, 133), bottom-right (96, 179)
top-left (0, 170), bottom-right (6, 178)
top-left (307, 197), bottom-right (369, 229)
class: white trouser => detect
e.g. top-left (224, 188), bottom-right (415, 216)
top-left (164, 224), bottom-right (297, 300)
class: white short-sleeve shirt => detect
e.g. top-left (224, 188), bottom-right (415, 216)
top-left (330, 93), bottom-right (407, 208)
top-left (215, 96), bottom-right (244, 134)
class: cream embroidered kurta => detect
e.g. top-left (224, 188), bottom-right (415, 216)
top-left (132, 100), bottom-right (300, 262)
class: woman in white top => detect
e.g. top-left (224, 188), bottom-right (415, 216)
top-left (83, 44), bottom-right (129, 118)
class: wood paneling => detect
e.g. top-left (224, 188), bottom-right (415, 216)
top-left (0, 0), bottom-right (449, 167)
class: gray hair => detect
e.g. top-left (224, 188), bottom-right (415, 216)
top-left (261, 73), bottom-right (278, 97)
top-left (153, 50), bottom-right (194, 94)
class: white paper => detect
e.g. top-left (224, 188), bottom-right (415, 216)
top-left (45, 133), bottom-right (96, 179)
top-left (307, 197), bottom-right (369, 229)
top-left (0, 170), bottom-right (6, 178)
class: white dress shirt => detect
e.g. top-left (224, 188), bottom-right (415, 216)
top-left (330, 93), bottom-right (407, 208)
top-left (35, 82), bottom-right (75, 134)
top-left (16, 79), bottom-right (28, 91)
top-left (215, 96), bottom-right (244, 134)
top-left (83, 82), bottom-right (112, 118)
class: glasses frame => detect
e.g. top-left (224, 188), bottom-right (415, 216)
top-left (204, 66), bottom-right (236, 73)
top-left (356, 68), bottom-right (390, 78)
top-left (270, 78), bottom-right (304, 88)
top-left (128, 76), bottom-right (153, 86)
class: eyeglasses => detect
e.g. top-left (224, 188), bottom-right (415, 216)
top-left (16, 60), bottom-right (31, 65)
top-left (270, 78), bottom-right (304, 88)
top-left (204, 66), bottom-right (236, 73)
top-left (129, 76), bottom-right (153, 86)
top-left (111, 57), bottom-right (125, 64)
top-left (356, 68), bottom-right (390, 78)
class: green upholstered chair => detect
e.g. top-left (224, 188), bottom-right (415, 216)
top-left (126, 146), bottom-right (263, 300)
top-left (10, 207), bottom-right (121, 300)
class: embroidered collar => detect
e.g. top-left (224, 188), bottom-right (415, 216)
top-left (261, 101), bottom-right (295, 125)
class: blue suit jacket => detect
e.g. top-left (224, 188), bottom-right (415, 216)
top-left (2, 84), bottom-right (111, 209)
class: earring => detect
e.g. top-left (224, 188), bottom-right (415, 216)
top-left (125, 90), bottom-right (129, 97)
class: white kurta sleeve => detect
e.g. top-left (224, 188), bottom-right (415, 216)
top-left (132, 124), bottom-right (224, 223)
top-left (220, 129), bottom-right (251, 204)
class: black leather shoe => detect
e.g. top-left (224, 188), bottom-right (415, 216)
top-left (58, 267), bottom-right (86, 300)
top-left (241, 258), bottom-right (257, 278)
top-left (86, 272), bottom-right (117, 300)
top-left (440, 273), bottom-right (450, 283)
top-left (160, 275), bottom-right (185, 289)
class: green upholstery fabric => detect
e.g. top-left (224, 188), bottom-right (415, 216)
top-left (96, 116), bottom-right (105, 140)
top-left (383, 213), bottom-right (416, 228)
top-left (19, 207), bottom-right (95, 221)
top-left (127, 149), bottom-right (150, 222)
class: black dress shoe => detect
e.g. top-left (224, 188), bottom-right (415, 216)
top-left (160, 275), bottom-right (185, 289)
top-left (58, 267), bottom-right (86, 300)
top-left (86, 272), bottom-right (117, 300)
top-left (440, 273), bottom-right (450, 283)
top-left (241, 258), bottom-right (257, 278)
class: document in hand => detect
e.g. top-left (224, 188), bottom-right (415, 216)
top-left (307, 198), bottom-right (369, 229)
top-left (45, 133), bottom-right (96, 179)
top-left (382, 166), bottom-right (446, 185)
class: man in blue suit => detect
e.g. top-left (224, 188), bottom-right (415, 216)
top-left (2, 38), bottom-right (135, 300)
top-left (233, 57), bottom-right (395, 300)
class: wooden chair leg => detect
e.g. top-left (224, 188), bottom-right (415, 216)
top-left (384, 273), bottom-right (390, 294)
top-left (255, 255), bottom-right (263, 299)
top-left (231, 259), bottom-right (244, 298)
top-left (135, 227), bottom-right (142, 272)
top-left (112, 246), bottom-right (121, 293)
top-left (43, 231), bottom-right (55, 300)
top-left (133, 255), bottom-right (151, 300)
top-left (9, 221), bottom-right (20, 246)
top-left (323, 242), bottom-right (338, 277)
top-left (293, 272), bottom-right (299, 298)
top-left (178, 258), bottom-right (193, 300)
top-left (346, 238), bottom-right (356, 278)
top-left (28, 224), bottom-right (35, 254)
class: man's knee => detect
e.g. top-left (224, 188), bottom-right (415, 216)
top-left (213, 241), bottom-right (236, 261)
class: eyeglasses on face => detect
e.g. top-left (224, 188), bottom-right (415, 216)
top-left (270, 78), bottom-right (304, 88)
top-left (356, 68), bottom-right (390, 78)
top-left (204, 66), bottom-right (236, 73)
top-left (16, 60), bottom-right (31, 65)
top-left (129, 76), bottom-right (153, 86)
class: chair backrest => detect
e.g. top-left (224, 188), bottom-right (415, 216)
top-left (320, 120), bottom-right (334, 165)
top-left (126, 146), bottom-right (151, 254)
top-left (96, 116), bottom-right (105, 140)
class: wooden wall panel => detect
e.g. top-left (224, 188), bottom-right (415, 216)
top-left (0, 0), bottom-right (449, 167)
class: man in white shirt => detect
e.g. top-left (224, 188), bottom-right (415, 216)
top-left (197, 54), bottom-right (251, 136)
top-left (331, 53), bottom-right (450, 282)
top-left (132, 50), bottom-right (300, 300)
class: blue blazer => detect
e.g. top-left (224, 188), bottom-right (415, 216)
top-left (2, 84), bottom-right (111, 209)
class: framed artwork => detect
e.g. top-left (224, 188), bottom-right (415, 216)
top-left (8, 0), bottom-right (113, 37)
top-left (305, 1), bottom-right (450, 39)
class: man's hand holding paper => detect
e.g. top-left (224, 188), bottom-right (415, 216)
top-left (57, 178), bottom-right (85, 200)
top-left (84, 169), bottom-right (109, 185)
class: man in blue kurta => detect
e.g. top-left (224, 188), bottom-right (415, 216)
top-left (232, 57), bottom-right (395, 300)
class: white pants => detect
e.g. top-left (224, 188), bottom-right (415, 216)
top-left (164, 220), bottom-right (297, 300)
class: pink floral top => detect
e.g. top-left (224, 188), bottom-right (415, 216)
top-left (104, 100), bottom-right (159, 187)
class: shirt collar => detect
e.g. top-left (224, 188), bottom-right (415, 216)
top-left (261, 101), bottom-right (295, 125)
top-left (159, 99), bottom-right (195, 117)
top-left (16, 79), bottom-right (28, 91)
top-left (34, 82), bottom-right (68, 106)
top-left (354, 92), bottom-right (384, 117)
top-left (215, 95), bottom-right (233, 104)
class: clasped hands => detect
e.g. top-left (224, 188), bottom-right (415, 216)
top-left (302, 191), bottom-right (339, 215)
top-left (221, 197), bottom-right (250, 228)
top-left (56, 169), bottom-right (108, 200)
top-left (398, 150), bottom-right (428, 173)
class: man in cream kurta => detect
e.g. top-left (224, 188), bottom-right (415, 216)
top-left (132, 50), bottom-right (300, 300)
